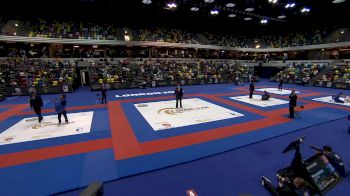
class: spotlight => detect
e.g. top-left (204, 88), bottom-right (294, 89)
top-left (285, 2), bottom-right (295, 8)
top-left (226, 3), bottom-right (235, 7)
top-left (228, 14), bottom-right (236, 18)
top-left (167, 2), bottom-right (177, 9)
top-left (210, 10), bottom-right (219, 15)
top-left (341, 31), bottom-right (345, 34)
top-left (261, 19), bottom-right (268, 24)
top-left (244, 17), bottom-right (252, 21)
top-left (268, 0), bottom-right (278, 4)
top-left (190, 7), bottom-right (199, 11)
top-left (301, 7), bottom-right (310, 13)
top-left (204, 0), bottom-right (214, 3)
top-left (332, 0), bottom-right (346, 3)
top-left (142, 0), bottom-right (152, 4)
top-left (15, 24), bottom-right (18, 27)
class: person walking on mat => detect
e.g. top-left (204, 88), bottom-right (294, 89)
top-left (278, 77), bottom-right (283, 91)
top-left (55, 95), bottom-right (69, 124)
top-left (249, 81), bottom-right (255, 99)
top-left (30, 91), bottom-right (44, 123)
top-left (101, 83), bottom-right (107, 104)
top-left (174, 83), bottom-right (183, 108)
top-left (289, 89), bottom-right (298, 118)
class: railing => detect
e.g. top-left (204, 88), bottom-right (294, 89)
top-left (1, 35), bottom-right (350, 53)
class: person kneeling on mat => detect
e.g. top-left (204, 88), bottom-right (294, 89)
top-left (262, 91), bottom-right (271, 101)
top-left (332, 92), bottom-right (344, 103)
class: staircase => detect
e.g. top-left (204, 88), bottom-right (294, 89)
top-left (197, 33), bottom-right (210, 45)
top-left (0, 84), bottom-right (6, 101)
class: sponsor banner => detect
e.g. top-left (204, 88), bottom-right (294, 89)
top-left (312, 96), bottom-right (350, 106)
top-left (116, 91), bottom-right (174, 98)
top-left (0, 111), bottom-right (94, 145)
top-left (334, 83), bottom-right (347, 89)
top-left (6, 85), bottom-right (73, 96)
top-left (230, 95), bottom-right (289, 107)
top-left (91, 78), bottom-right (235, 91)
top-left (256, 88), bottom-right (300, 95)
top-left (134, 98), bottom-right (244, 131)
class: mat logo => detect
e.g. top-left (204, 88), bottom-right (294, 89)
top-left (137, 104), bottom-right (148, 107)
top-left (115, 91), bottom-right (173, 98)
top-left (76, 127), bottom-right (84, 132)
top-left (157, 106), bottom-right (209, 115)
top-left (3, 137), bottom-right (14, 142)
top-left (25, 118), bottom-right (38, 122)
top-left (32, 134), bottom-right (51, 139)
top-left (155, 122), bottom-right (172, 129)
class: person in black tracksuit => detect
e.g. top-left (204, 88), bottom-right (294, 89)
top-left (101, 84), bottom-right (107, 104)
top-left (278, 77), bottom-right (283, 91)
top-left (249, 82), bottom-right (255, 99)
top-left (30, 92), bottom-right (43, 122)
top-left (174, 84), bottom-right (183, 108)
top-left (289, 90), bottom-right (297, 119)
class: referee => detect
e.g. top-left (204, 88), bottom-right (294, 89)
top-left (174, 83), bottom-right (183, 108)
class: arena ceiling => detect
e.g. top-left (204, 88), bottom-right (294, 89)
top-left (1, 0), bottom-right (349, 33)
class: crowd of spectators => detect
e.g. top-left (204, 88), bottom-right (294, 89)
top-left (137, 27), bottom-right (199, 44)
top-left (28, 19), bottom-right (122, 40)
top-left (18, 19), bottom-right (348, 48)
top-left (89, 59), bottom-right (251, 85)
top-left (203, 30), bottom-right (325, 48)
top-left (274, 62), bottom-right (324, 85)
top-left (317, 63), bottom-right (350, 84)
top-left (0, 58), bottom-right (76, 88)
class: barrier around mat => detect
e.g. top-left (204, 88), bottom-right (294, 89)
top-left (89, 78), bottom-right (256, 91)
top-left (5, 84), bottom-right (74, 96)
top-left (314, 81), bottom-right (350, 89)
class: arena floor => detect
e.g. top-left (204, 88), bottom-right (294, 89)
top-left (0, 80), bottom-right (349, 195)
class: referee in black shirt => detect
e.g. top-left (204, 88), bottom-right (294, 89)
top-left (289, 90), bottom-right (297, 118)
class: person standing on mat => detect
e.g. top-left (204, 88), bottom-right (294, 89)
top-left (54, 95), bottom-right (69, 124)
top-left (289, 89), bottom-right (297, 118)
top-left (101, 83), bottom-right (107, 104)
top-left (249, 81), bottom-right (255, 99)
top-left (174, 83), bottom-right (183, 108)
top-left (278, 76), bottom-right (283, 91)
top-left (30, 91), bottom-right (43, 123)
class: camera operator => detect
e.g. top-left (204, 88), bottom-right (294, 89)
top-left (261, 175), bottom-right (313, 196)
top-left (311, 145), bottom-right (346, 177)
